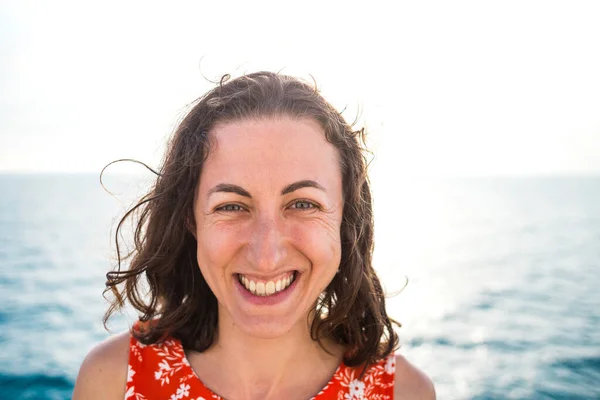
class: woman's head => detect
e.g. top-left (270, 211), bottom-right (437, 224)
top-left (104, 71), bottom-right (398, 366)
top-left (193, 116), bottom-right (345, 340)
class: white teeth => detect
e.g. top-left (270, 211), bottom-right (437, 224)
top-left (265, 281), bottom-right (275, 295)
top-left (256, 282), bottom-right (265, 295)
top-left (239, 272), bottom-right (296, 296)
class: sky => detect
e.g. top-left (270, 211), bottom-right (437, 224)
top-left (1, 0), bottom-right (599, 177)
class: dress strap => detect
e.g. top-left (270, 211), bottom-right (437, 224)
top-left (125, 323), bottom-right (206, 399)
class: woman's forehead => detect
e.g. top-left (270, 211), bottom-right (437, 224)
top-left (198, 117), bottom-right (342, 193)
top-left (209, 116), bottom-right (328, 152)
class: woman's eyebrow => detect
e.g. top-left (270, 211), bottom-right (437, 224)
top-left (207, 184), bottom-right (252, 199)
top-left (207, 180), bottom-right (326, 200)
top-left (281, 180), bottom-right (326, 195)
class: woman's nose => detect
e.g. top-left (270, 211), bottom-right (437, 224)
top-left (246, 215), bottom-right (287, 273)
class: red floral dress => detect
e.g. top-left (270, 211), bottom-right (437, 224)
top-left (125, 326), bottom-right (396, 400)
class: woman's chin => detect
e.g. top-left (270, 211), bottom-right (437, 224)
top-left (230, 313), bottom-right (306, 340)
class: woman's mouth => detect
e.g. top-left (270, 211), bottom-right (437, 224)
top-left (237, 271), bottom-right (298, 296)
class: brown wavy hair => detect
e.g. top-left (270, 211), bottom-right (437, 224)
top-left (103, 71), bottom-right (399, 367)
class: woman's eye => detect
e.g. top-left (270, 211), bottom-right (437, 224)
top-left (217, 204), bottom-right (244, 212)
top-left (291, 200), bottom-right (316, 210)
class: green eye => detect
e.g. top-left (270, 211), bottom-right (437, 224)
top-left (217, 204), bottom-right (243, 212)
top-left (292, 200), bottom-right (315, 210)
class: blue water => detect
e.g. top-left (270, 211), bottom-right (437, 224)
top-left (1, 174), bottom-right (599, 399)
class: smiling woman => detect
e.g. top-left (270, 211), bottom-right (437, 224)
top-left (72, 72), bottom-right (435, 400)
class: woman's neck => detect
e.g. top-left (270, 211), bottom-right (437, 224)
top-left (186, 312), bottom-right (345, 400)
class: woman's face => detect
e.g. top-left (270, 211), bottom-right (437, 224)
top-left (193, 116), bottom-right (344, 339)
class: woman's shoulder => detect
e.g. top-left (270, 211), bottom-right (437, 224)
top-left (393, 354), bottom-right (436, 399)
top-left (72, 330), bottom-right (131, 400)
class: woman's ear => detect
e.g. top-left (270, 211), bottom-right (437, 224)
top-left (186, 216), bottom-right (197, 239)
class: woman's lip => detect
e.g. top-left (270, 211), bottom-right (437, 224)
top-left (235, 269), bottom-right (298, 276)
top-left (235, 270), bottom-right (298, 281)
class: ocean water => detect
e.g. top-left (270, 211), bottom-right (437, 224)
top-left (1, 174), bottom-right (599, 399)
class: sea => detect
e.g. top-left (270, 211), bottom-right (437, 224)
top-left (0, 174), bottom-right (599, 399)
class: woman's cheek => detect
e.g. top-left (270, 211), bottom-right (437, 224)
top-left (291, 221), bottom-right (341, 262)
top-left (198, 224), bottom-right (243, 265)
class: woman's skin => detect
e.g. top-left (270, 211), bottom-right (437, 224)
top-left (72, 116), bottom-right (435, 399)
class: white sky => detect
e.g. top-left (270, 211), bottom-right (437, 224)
top-left (1, 0), bottom-right (599, 177)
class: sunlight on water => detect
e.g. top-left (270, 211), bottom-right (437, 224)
top-left (371, 177), bottom-right (600, 398)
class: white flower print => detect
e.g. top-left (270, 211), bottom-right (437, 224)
top-left (155, 369), bottom-right (163, 381)
top-left (159, 359), bottom-right (172, 371)
top-left (177, 383), bottom-right (190, 397)
top-left (155, 359), bottom-right (174, 385)
top-left (125, 386), bottom-right (148, 400)
top-left (127, 365), bottom-right (136, 383)
top-left (131, 340), bottom-right (146, 362)
top-left (384, 355), bottom-right (396, 375)
top-left (344, 379), bottom-right (365, 399)
top-left (169, 383), bottom-right (191, 399)
top-left (151, 341), bottom-right (189, 386)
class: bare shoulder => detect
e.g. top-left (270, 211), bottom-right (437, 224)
top-left (394, 354), bottom-right (436, 400)
top-left (72, 330), bottom-right (131, 400)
